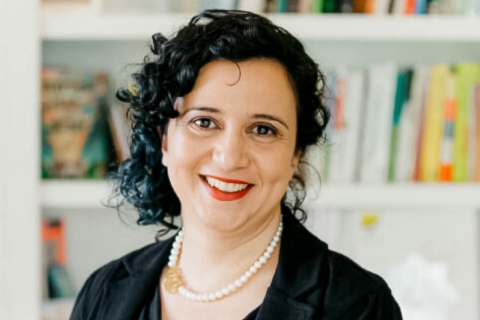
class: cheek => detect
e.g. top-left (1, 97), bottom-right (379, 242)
top-left (257, 148), bottom-right (296, 184)
top-left (166, 129), bottom-right (209, 178)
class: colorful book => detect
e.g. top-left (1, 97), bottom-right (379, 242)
top-left (396, 67), bottom-right (429, 182)
top-left (312, 0), bottom-right (325, 11)
top-left (474, 85), bottom-right (480, 181)
top-left (388, 71), bottom-right (411, 182)
top-left (405, 0), bottom-right (416, 13)
top-left (453, 63), bottom-right (480, 181)
top-left (277, 0), bottom-right (289, 11)
top-left (415, 0), bottom-right (427, 13)
top-left (420, 64), bottom-right (449, 182)
top-left (323, 0), bottom-right (338, 12)
top-left (439, 71), bottom-right (456, 182)
top-left (41, 67), bottom-right (111, 179)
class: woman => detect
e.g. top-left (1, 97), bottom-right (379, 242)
top-left (71, 10), bottom-right (402, 320)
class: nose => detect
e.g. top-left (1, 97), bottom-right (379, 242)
top-left (212, 128), bottom-right (250, 171)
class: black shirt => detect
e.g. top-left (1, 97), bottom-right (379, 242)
top-left (71, 206), bottom-right (402, 319)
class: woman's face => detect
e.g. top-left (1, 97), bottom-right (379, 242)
top-left (162, 58), bottom-right (299, 232)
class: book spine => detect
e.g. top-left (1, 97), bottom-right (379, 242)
top-left (277, 0), bottom-right (289, 11)
top-left (238, 0), bottom-right (266, 11)
top-left (474, 85), bottom-right (480, 181)
top-left (388, 72), bottom-right (407, 182)
top-left (415, 0), bottom-right (427, 13)
top-left (439, 72), bottom-right (456, 182)
top-left (405, 0), bottom-right (416, 13)
top-left (420, 64), bottom-right (449, 182)
top-left (297, 0), bottom-right (314, 12)
top-left (453, 64), bottom-right (480, 181)
top-left (312, 0), bottom-right (325, 11)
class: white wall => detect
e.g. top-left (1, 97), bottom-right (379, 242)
top-left (304, 205), bottom-right (479, 320)
top-left (0, 0), bottom-right (40, 319)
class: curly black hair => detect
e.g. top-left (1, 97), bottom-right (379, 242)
top-left (113, 9), bottom-right (330, 234)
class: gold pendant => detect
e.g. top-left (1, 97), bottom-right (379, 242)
top-left (163, 267), bottom-right (184, 294)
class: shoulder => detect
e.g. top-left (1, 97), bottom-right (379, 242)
top-left (322, 249), bottom-right (402, 319)
top-left (70, 239), bottom-right (172, 320)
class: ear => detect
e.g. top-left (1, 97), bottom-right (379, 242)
top-left (158, 126), bottom-right (169, 167)
top-left (291, 151), bottom-right (300, 173)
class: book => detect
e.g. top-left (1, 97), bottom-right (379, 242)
top-left (277, 0), bottom-right (289, 11)
top-left (108, 104), bottom-right (131, 163)
top-left (396, 67), bottom-right (430, 182)
top-left (453, 63), bottom-right (480, 181)
top-left (238, 0), bottom-right (266, 11)
top-left (420, 64), bottom-right (449, 182)
top-left (473, 85), bottom-right (480, 181)
top-left (439, 71), bottom-right (456, 182)
top-left (388, 71), bottom-right (411, 182)
top-left (329, 68), bottom-right (366, 183)
top-left (264, 0), bottom-right (278, 12)
top-left (42, 219), bottom-right (77, 299)
top-left (288, 0), bottom-right (301, 11)
top-left (41, 67), bottom-right (112, 179)
top-left (312, 0), bottom-right (325, 11)
top-left (360, 63), bottom-right (397, 183)
top-left (200, 0), bottom-right (237, 9)
top-left (298, 0), bottom-right (314, 12)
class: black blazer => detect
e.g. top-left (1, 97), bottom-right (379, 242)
top-left (71, 210), bottom-right (402, 319)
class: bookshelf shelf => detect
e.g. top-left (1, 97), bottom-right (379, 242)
top-left (41, 181), bottom-right (480, 210)
top-left (40, 11), bottom-right (480, 42)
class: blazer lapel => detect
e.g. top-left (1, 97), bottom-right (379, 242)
top-left (255, 287), bottom-right (318, 320)
top-left (99, 237), bottom-right (174, 320)
top-left (255, 207), bottom-right (329, 320)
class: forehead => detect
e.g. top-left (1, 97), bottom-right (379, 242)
top-left (181, 59), bottom-right (297, 117)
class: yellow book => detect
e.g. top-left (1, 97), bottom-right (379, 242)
top-left (454, 63), bottom-right (480, 182)
top-left (420, 65), bottom-right (450, 182)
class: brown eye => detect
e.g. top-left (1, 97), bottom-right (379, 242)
top-left (194, 118), bottom-right (215, 129)
top-left (253, 125), bottom-right (276, 136)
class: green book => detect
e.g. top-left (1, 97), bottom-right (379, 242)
top-left (453, 63), bottom-right (480, 181)
top-left (312, 0), bottom-right (325, 12)
top-left (388, 71), bottom-right (410, 182)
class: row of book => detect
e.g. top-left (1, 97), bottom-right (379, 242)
top-left (41, 0), bottom-right (480, 15)
top-left (315, 62), bottom-right (480, 184)
top-left (200, 0), bottom-right (480, 15)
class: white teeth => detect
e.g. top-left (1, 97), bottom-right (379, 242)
top-left (205, 177), bottom-right (250, 193)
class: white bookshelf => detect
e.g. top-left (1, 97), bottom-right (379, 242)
top-left (2, 5), bottom-right (480, 320)
top-left (40, 11), bottom-right (480, 41)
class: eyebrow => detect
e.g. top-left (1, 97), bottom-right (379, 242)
top-left (252, 114), bottom-right (289, 130)
top-left (184, 107), bottom-right (289, 130)
top-left (183, 107), bottom-right (220, 115)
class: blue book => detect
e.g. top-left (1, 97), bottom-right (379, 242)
top-left (201, 0), bottom-right (238, 9)
top-left (277, 0), bottom-right (288, 11)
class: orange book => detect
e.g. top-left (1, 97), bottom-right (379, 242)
top-left (405, 0), bottom-right (416, 14)
top-left (41, 219), bottom-right (67, 266)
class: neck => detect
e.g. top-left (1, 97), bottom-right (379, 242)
top-left (177, 209), bottom-right (282, 293)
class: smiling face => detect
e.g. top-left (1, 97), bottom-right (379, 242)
top-left (161, 58), bottom-right (299, 232)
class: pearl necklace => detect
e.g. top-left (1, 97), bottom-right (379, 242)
top-left (163, 216), bottom-right (283, 302)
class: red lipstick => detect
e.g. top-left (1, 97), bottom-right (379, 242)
top-left (200, 175), bottom-right (254, 201)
